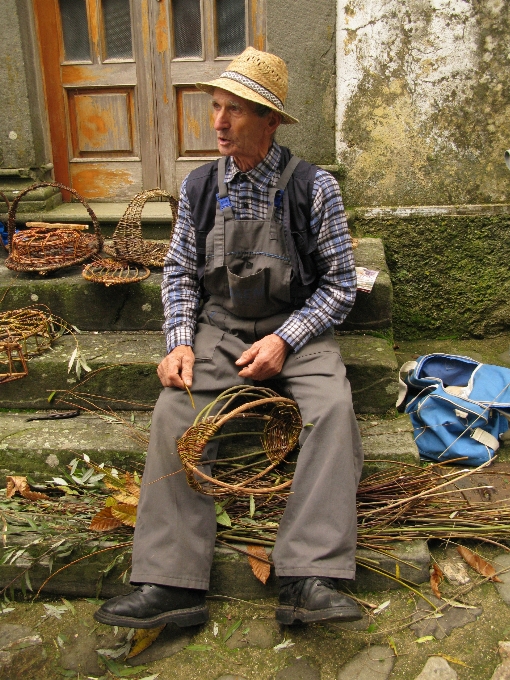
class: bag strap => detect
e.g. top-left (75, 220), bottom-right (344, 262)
top-left (471, 428), bottom-right (500, 452)
top-left (396, 360), bottom-right (418, 410)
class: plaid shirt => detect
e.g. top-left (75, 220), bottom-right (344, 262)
top-left (162, 142), bottom-right (356, 353)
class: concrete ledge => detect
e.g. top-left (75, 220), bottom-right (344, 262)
top-left (0, 533), bottom-right (429, 599)
top-left (0, 332), bottom-right (398, 413)
top-left (0, 238), bottom-right (391, 333)
top-left (0, 410), bottom-right (418, 480)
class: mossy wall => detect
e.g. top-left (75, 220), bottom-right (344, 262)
top-left (354, 213), bottom-right (510, 340)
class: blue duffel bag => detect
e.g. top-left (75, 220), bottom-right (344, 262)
top-left (396, 353), bottom-right (510, 465)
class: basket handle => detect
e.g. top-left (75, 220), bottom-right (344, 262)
top-left (7, 182), bottom-right (103, 251)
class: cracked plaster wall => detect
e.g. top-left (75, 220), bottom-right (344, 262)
top-left (336, 0), bottom-right (510, 206)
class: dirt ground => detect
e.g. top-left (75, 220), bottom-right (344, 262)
top-left (1, 542), bottom-right (509, 680)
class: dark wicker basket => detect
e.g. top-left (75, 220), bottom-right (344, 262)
top-left (5, 182), bottom-right (103, 274)
top-left (82, 256), bottom-right (151, 286)
top-left (104, 189), bottom-right (178, 267)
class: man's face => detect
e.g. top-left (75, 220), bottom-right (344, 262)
top-left (211, 88), bottom-right (280, 171)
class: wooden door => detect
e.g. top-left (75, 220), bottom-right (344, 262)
top-left (33, 0), bottom-right (265, 200)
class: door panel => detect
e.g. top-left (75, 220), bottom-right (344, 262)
top-left (34, 0), bottom-right (265, 199)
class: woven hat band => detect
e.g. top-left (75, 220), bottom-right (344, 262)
top-left (219, 71), bottom-right (284, 111)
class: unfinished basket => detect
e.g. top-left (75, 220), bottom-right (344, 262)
top-left (177, 386), bottom-right (302, 497)
top-left (104, 189), bottom-right (178, 267)
top-left (5, 182), bottom-right (103, 274)
top-left (0, 342), bottom-right (28, 383)
top-left (82, 256), bottom-right (151, 286)
top-left (0, 306), bottom-right (65, 357)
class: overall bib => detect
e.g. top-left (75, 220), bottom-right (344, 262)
top-left (131, 157), bottom-right (364, 590)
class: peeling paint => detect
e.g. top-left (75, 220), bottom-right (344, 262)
top-left (186, 113), bottom-right (200, 139)
top-left (336, 0), bottom-right (510, 206)
top-left (155, 2), bottom-right (169, 54)
top-left (71, 166), bottom-right (136, 200)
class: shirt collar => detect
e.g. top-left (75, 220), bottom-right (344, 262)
top-left (224, 142), bottom-right (281, 190)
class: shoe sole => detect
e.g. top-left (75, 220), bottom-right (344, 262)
top-left (94, 604), bottom-right (209, 629)
top-left (275, 605), bottom-right (363, 625)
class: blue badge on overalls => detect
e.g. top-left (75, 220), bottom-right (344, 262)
top-left (274, 190), bottom-right (284, 208)
top-left (216, 193), bottom-right (232, 210)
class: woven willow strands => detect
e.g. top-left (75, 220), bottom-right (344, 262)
top-left (0, 306), bottom-right (66, 383)
top-left (5, 183), bottom-right (103, 274)
top-left (0, 342), bottom-right (28, 383)
top-left (82, 257), bottom-right (151, 286)
top-left (177, 386), bottom-right (302, 496)
top-left (104, 189), bottom-right (178, 268)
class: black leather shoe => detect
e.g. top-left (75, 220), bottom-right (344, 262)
top-left (94, 583), bottom-right (209, 629)
top-left (275, 577), bottom-right (362, 625)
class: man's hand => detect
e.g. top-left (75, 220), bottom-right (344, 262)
top-left (157, 345), bottom-right (195, 389)
top-left (235, 334), bottom-right (291, 381)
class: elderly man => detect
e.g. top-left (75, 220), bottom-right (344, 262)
top-left (95, 47), bottom-right (364, 628)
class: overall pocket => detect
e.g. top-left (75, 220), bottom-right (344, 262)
top-left (227, 266), bottom-right (268, 318)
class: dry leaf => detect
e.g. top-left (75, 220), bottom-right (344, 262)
top-left (113, 491), bottom-right (139, 506)
top-left (89, 507), bottom-right (123, 531)
top-left (430, 563), bottom-right (444, 599)
top-left (247, 544), bottom-right (270, 584)
top-left (110, 502), bottom-right (137, 527)
top-left (6, 476), bottom-right (50, 501)
top-left (456, 545), bottom-right (502, 582)
top-left (124, 472), bottom-right (141, 497)
top-left (127, 625), bottom-right (165, 658)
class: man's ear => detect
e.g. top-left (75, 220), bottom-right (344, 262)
top-left (267, 110), bottom-right (282, 135)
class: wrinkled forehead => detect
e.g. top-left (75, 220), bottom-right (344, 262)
top-left (211, 87), bottom-right (255, 110)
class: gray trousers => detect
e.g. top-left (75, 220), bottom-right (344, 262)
top-left (131, 318), bottom-right (364, 590)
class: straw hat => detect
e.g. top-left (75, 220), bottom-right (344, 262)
top-left (196, 47), bottom-right (298, 125)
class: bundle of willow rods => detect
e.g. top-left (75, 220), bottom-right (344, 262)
top-left (218, 459), bottom-right (510, 550)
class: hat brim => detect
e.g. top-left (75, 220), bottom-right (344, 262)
top-left (196, 78), bottom-right (299, 125)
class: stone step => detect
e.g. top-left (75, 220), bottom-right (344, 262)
top-left (0, 331), bottom-right (399, 413)
top-left (0, 531), bottom-right (429, 600)
top-left (0, 410), bottom-right (418, 481)
top-left (0, 238), bottom-right (391, 333)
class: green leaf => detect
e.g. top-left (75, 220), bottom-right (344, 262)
top-left (367, 623), bottom-right (377, 633)
top-left (249, 494), bottom-right (255, 518)
top-left (47, 391), bottom-right (57, 403)
top-left (186, 644), bottom-right (213, 652)
top-left (25, 570), bottom-right (33, 593)
top-left (415, 636), bottom-right (435, 644)
top-left (67, 348), bottom-right (78, 374)
top-left (216, 511), bottom-right (231, 527)
top-left (99, 655), bottom-right (149, 677)
top-left (223, 619), bottom-right (242, 643)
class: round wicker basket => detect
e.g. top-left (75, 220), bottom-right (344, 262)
top-left (5, 182), bottom-right (103, 275)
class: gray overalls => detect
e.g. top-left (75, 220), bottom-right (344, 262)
top-left (131, 157), bottom-right (364, 589)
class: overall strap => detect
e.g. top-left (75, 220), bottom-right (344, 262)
top-left (266, 155), bottom-right (302, 239)
top-left (213, 156), bottom-right (234, 268)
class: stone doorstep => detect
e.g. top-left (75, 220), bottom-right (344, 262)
top-left (0, 410), bottom-right (419, 480)
top-left (0, 238), bottom-right (392, 333)
top-left (0, 331), bottom-right (399, 414)
top-left (0, 532), bottom-right (429, 600)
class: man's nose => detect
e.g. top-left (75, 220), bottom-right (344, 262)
top-left (214, 109), bottom-right (229, 130)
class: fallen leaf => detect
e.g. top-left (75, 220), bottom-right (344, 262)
top-left (111, 502), bottom-right (138, 527)
top-left (434, 653), bottom-right (471, 668)
top-left (274, 639), bottom-right (295, 651)
top-left (6, 476), bottom-right (49, 501)
top-left (186, 644), bottom-right (213, 651)
top-left (247, 545), bottom-right (270, 584)
top-left (223, 619), bottom-right (242, 643)
top-left (113, 491), bottom-right (139, 507)
top-left (89, 507), bottom-right (123, 531)
top-left (373, 599), bottom-right (390, 615)
top-left (442, 598), bottom-right (479, 610)
top-left (388, 636), bottom-right (398, 656)
top-left (415, 636), bottom-right (435, 643)
top-left (430, 563), bottom-right (443, 599)
top-left (456, 545), bottom-right (502, 582)
top-left (127, 626), bottom-right (165, 659)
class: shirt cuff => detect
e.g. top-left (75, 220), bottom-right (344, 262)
top-left (165, 326), bottom-right (195, 354)
top-left (274, 317), bottom-right (318, 353)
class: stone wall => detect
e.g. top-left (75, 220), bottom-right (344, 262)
top-left (336, 0), bottom-right (510, 207)
top-left (267, 0), bottom-right (337, 165)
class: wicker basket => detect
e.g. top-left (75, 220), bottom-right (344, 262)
top-left (104, 189), bottom-right (178, 267)
top-left (5, 182), bottom-right (103, 274)
top-left (177, 386), bottom-right (302, 497)
top-left (82, 256), bottom-right (151, 286)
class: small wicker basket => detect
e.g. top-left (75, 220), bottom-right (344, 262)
top-left (82, 256), bottom-right (151, 286)
top-left (5, 182), bottom-right (103, 275)
top-left (104, 189), bottom-right (178, 267)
